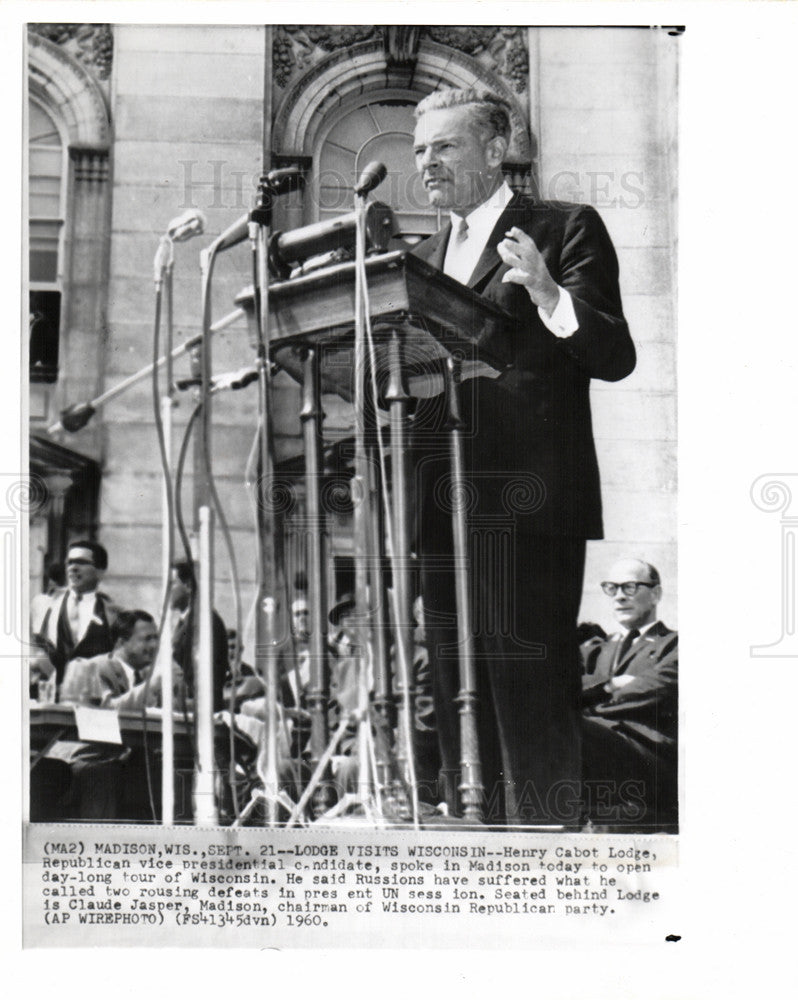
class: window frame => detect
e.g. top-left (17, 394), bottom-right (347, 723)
top-left (28, 95), bottom-right (69, 384)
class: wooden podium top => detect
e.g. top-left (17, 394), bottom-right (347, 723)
top-left (235, 250), bottom-right (512, 399)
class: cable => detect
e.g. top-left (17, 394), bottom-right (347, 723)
top-left (201, 441), bottom-right (244, 818)
top-left (242, 419), bottom-right (263, 651)
top-left (152, 276), bottom-right (177, 661)
top-left (248, 222), bottom-right (300, 823)
top-left (174, 402), bottom-right (201, 771)
top-left (174, 237), bottom-right (249, 821)
top-left (135, 260), bottom-right (181, 823)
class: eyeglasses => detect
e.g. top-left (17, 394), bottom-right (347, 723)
top-left (601, 581), bottom-right (657, 597)
top-left (67, 558), bottom-right (95, 567)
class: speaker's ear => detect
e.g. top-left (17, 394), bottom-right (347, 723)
top-left (486, 134), bottom-right (508, 168)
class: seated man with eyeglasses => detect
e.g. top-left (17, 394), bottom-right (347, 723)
top-left (579, 558), bottom-right (678, 831)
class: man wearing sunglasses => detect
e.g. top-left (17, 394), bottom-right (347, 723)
top-left (580, 558), bottom-right (678, 830)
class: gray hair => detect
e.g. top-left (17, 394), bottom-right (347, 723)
top-left (414, 87), bottom-right (511, 143)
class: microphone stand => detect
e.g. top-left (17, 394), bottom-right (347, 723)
top-left (191, 234), bottom-right (224, 827)
top-left (190, 205), bottom-right (273, 826)
top-left (302, 186), bottom-right (385, 827)
top-left (248, 176), bottom-right (293, 827)
top-left (191, 170), bottom-right (302, 829)
top-left (153, 236), bottom-right (175, 825)
top-left (346, 188), bottom-right (385, 823)
top-left (46, 307), bottom-right (245, 436)
top-left (354, 169), bottom-right (420, 828)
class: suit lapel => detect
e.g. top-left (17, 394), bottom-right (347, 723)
top-left (467, 193), bottom-right (531, 291)
top-left (416, 192), bottom-right (551, 292)
top-left (56, 593), bottom-right (75, 654)
top-left (593, 639), bottom-right (619, 682)
top-left (615, 636), bottom-right (640, 674)
top-left (414, 223), bottom-right (450, 272)
top-left (616, 621), bottom-right (668, 672)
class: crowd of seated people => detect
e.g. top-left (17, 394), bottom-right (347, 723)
top-left (30, 540), bottom-right (677, 829)
top-left (28, 542), bottom-right (399, 822)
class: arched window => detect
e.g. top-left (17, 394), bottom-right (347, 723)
top-left (28, 97), bottom-right (66, 383)
top-left (314, 96), bottom-right (441, 242)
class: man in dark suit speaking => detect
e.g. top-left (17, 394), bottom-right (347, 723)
top-left (410, 87), bottom-right (635, 825)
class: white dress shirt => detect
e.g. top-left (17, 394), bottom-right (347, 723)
top-left (443, 181), bottom-right (578, 338)
top-left (615, 619), bottom-right (660, 641)
top-left (70, 589), bottom-right (100, 643)
top-left (47, 588), bottom-right (99, 646)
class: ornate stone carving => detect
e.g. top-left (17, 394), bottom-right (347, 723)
top-left (304, 25), bottom-right (377, 49)
top-left (28, 23), bottom-right (113, 81)
top-left (274, 24), bottom-right (528, 94)
top-left (502, 33), bottom-right (530, 93)
top-left (426, 26), bottom-right (528, 92)
top-left (383, 26), bottom-right (421, 67)
top-left (274, 25), bottom-right (378, 87)
top-left (28, 33), bottom-right (111, 148)
top-left (270, 26), bottom-right (535, 177)
top-left (70, 146), bottom-right (110, 183)
top-left (425, 26), bottom-right (499, 54)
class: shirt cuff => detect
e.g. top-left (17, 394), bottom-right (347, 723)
top-left (535, 286), bottom-right (579, 338)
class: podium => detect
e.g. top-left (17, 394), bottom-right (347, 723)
top-left (235, 250), bottom-right (513, 822)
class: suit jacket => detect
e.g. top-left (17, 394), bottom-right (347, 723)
top-left (36, 590), bottom-right (120, 687)
top-left (60, 651), bottom-right (159, 711)
top-left (172, 608), bottom-right (229, 712)
top-left (411, 194), bottom-right (635, 539)
top-left (581, 621), bottom-right (678, 752)
top-left (96, 653), bottom-right (160, 711)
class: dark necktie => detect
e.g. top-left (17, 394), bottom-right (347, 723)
top-left (454, 216), bottom-right (469, 243)
top-left (612, 628), bottom-right (640, 674)
top-left (67, 591), bottom-right (82, 643)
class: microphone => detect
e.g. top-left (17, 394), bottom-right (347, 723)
top-left (263, 166), bottom-right (304, 195)
top-left (166, 209), bottom-right (207, 242)
top-left (212, 213), bottom-right (251, 253)
top-left (354, 161), bottom-right (387, 197)
top-left (153, 236), bottom-right (173, 284)
top-left (267, 202), bottom-right (396, 278)
top-left (210, 366), bottom-right (259, 393)
top-left (212, 167), bottom-right (303, 251)
top-left (249, 167), bottom-right (306, 227)
top-left (56, 402), bottom-right (96, 434)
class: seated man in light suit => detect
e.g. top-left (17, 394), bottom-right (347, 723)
top-left (34, 610), bottom-right (162, 821)
top-left (94, 610), bottom-right (162, 709)
top-left (580, 558), bottom-right (678, 831)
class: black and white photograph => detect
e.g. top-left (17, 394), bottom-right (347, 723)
top-left (4, 0), bottom-right (798, 982)
top-left (23, 19), bottom-right (678, 836)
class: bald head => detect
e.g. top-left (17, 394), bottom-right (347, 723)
top-left (602, 559), bottom-right (662, 631)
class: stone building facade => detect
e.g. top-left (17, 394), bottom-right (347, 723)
top-left (27, 23), bottom-right (678, 635)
